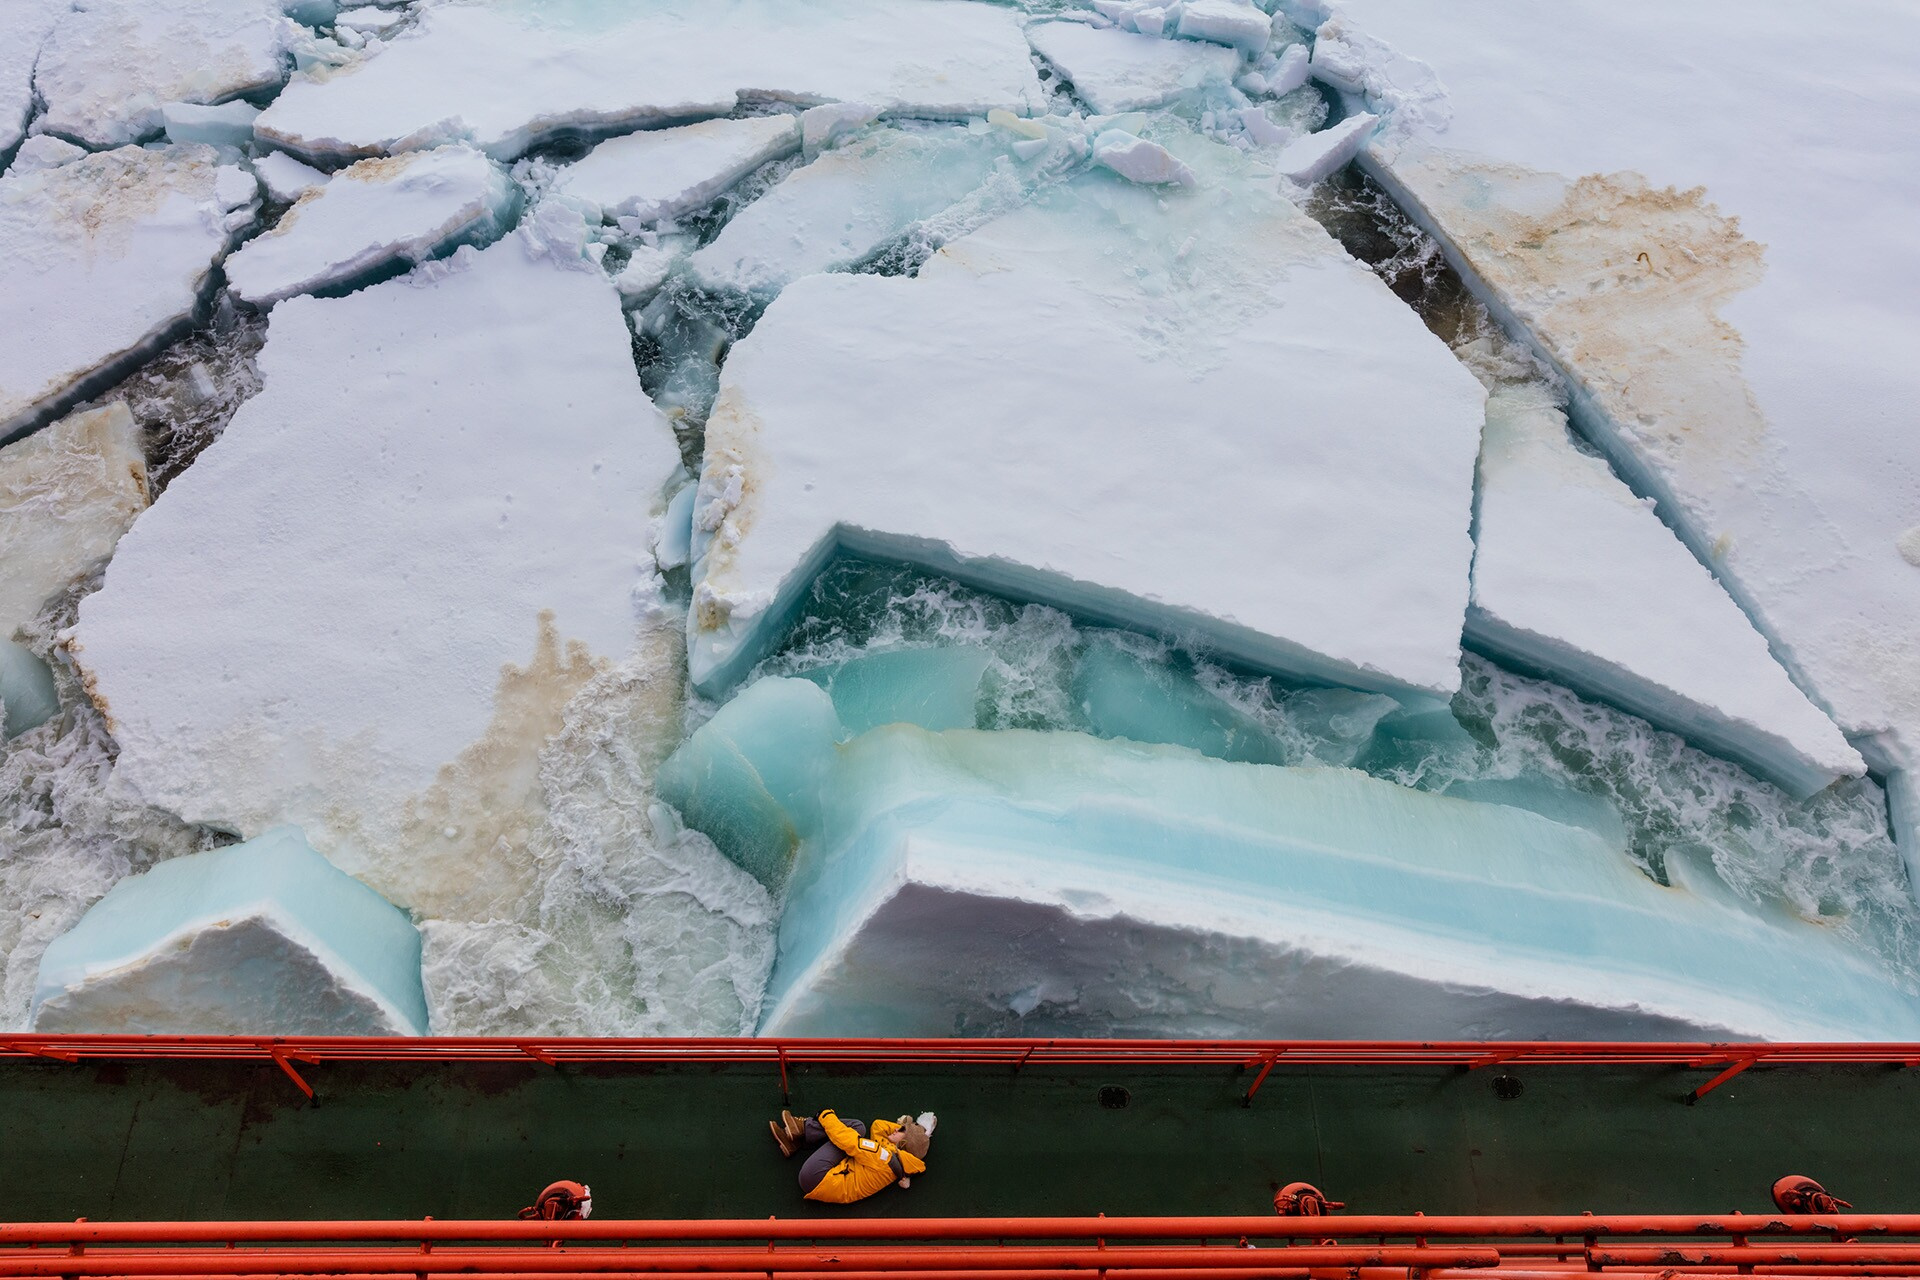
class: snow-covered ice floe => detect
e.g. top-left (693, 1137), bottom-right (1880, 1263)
top-left (1026, 22), bottom-right (1240, 115)
top-left (0, 0), bottom-right (68, 158)
top-left (226, 144), bottom-right (515, 306)
top-left (255, 0), bottom-right (1046, 163)
top-left (688, 127), bottom-right (1010, 296)
top-left (667, 679), bottom-right (1918, 1040)
top-left (0, 145), bottom-right (258, 441)
top-left (1297, 0), bottom-right (1920, 861)
top-left (31, 826), bottom-right (428, 1035)
top-left (33, 0), bottom-right (306, 149)
top-left (550, 115), bottom-right (799, 227)
top-left (254, 150), bottom-right (330, 203)
top-left (1470, 384), bottom-right (1863, 799)
top-left (688, 136), bottom-right (1486, 698)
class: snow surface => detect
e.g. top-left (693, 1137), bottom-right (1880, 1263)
top-left (0, 401), bottom-right (149, 637)
top-left (1469, 385), bottom-right (1863, 799)
top-left (551, 115), bottom-right (799, 227)
top-left (688, 138), bottom-right (1486, 698)
top-left (0, 0), bottom-right (68, 159)
top-left (31, 826), bottom-right (428, 1035)
top-left (33, 0), bottom-right (304, 148)
top-left (225, 144), bottom-right (514, 306)
top-left (72, 227), bottom-right (681, 867)
top-left (255, 0), bottom-right (1046, 163)
top-left (1298, 0), bottom-right (1920, 862)
top-left (671, 680), bottom-right (1920, 1040)
top-left (1026, 22), bottom-right (1240, 115)
top-left (0, 145), bottom-right (257, 441)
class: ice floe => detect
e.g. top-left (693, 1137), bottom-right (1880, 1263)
top-left (688, 126), bottom-right (1009, 295)
top-left (0, 145), bottom-right (257, 440)
top-left (226, 143), bottom-right (514, 306)
top-left (1469, 385), bottom-right (1863, 799)
top-left (161, 99), bottom-right (262, 149)
top-left (33, 0), bottom-right (305, 148)
top-left (688, 138), bottom-right (1486, 698)
top-left (1272, 110), bottom-right (1375, 183)
top-left (255, 0), bottom-right (1045, 163)
top-left (551, 115), bottom-right (799, 227)
top-left (1026, 22), bottom-right (1240, 115)
top-left (31, 826), bottom-right (428, 1035)
top-left (1305, 0), bottom-right (1920, 863)
top-left (0, 0), bottom-right (68, 159)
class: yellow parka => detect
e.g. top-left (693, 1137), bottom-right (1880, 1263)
top-left (802, 1109), bottom-right (927, 1204)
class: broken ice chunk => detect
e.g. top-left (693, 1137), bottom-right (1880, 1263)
top-left (552, 115), bottom-right (800, 226)
top-left (0, 401), bottom-right (150, 634)
top-left (803, 646), bottom-right (993, 734)
top-left (1092, 130), bottom-right (1197, 186)
top-left (8, 135), bottom-right (85, 175)
top-left (31, 826), bottom-right (429, 1035)
top-left (749, 721), bottom-right (1920, 1040)
top-left (1071, 635), bottom-right (1289, 765)
top-left (257, 0), bottom-right (1045, 163)
top-left (1174, 0), bottom-right (1275, 52)
top-left (689, 127), bottom-right (1008, 295)
top-left (688, 143), bottom-right (1486, 699)
top-left (1265, 43), bottom-right (1312, 97)
top-left (653, 481), bottom-right (698, 570)
top-left (0, 639), bottom-right (59, 739)
top-left (1026, 22), bottom-right (1239, 115)
top-left (34, 0), bottom-right (304, 148)
top-left (335, 4), bottom-right (404, 33)
top-left (254, 150), bottom-right (331, 203)
top-left (614, 245), bottom-right (676, 307)
top-left (800, 103), bottom-right (882, 160)
top-left (162, 100), bottom-right (263, 149)
top-left (0, 0), bottom-right (66, 156)
top-left (0, 146), bottom-right (258, 440)
top-left (1271, 111), bottom-right (1377, 183)
top-left (1467, 384), bottom-right (1863, 798)
top-left (226, 144), bottom-right (516, 307)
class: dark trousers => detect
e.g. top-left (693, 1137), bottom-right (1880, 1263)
top-left (797, 1117), bottom-right (866, 1193)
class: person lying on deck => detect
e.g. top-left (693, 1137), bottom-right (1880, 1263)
top-left (770, 1108), bottom-right (935, 1204)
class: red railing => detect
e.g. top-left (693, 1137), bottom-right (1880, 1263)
top-left (7, 1215), bottom-right (1920, 1279)
top-left (5, 1036), bottom-right (1917, 1103)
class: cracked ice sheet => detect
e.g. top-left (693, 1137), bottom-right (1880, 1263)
top-left (688, 135), bottom-right (1486, 698)
top-left (550, 115), bottom-right (799, 226)
top-left (0, 144), bottom-right (257, 442)
top-left (33, 0), bottom-right (306, 149)
top-left (71, 228), bottom-right (682, 867)
top-left (1025, 22), bottom-right (1240, 115)
top-left (226, 144), bottom-right (515, 306)
top-left (1301, 0), bottom-right (1920, 850)
top-left (255, 0), bottom-right (1046, 164)
top-left (0, 0), bottom-right (68, 158)
top-left (1469, 385), bottom-right (1861, 799)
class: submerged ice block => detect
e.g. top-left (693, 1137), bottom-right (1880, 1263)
top-left (255, 0), bottom-right (1045, 163)
top-left (748, 722), bottom-right (1920, 1040)
top-left (31, 826), bottom-right (428, 1035)
top-left (225, 144), bottom-right (516, 307)
top-left (1468, 384), bottom-right (1862, 797)
top-left (0, 639), bottom-right (59, 740)
top-left (803, 646), bottom-right (993, 735)
top-left (0, 146), bottom-right (258, 440)
top-left (1026, 22), bottom-right (1240, 115)
top-left (551, 115), bottom-right (801, 226)
top-left (689, 138), bottom-right (1486, 698)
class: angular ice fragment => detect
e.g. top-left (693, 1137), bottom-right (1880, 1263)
top-left (0, 146), bottom-right (258, 440)
top-left (30, 826), bottom-right (428, 1035)
top-left (1174, 0), bottom-right (1275, 52)
top-left (552, 116), bottom-right (800, 226)
top-left (0, 0), bottom-right (67, 157)
top-left (689, 145), bottom-right (1486, 699)
top-left (689, 128), bottom-right (1007, 295)
top-left (1468, 384), bottom-right (1862, 797)
top-left (800, 103), bottom-right (882, 160)
top-left (71, 228), bottom-right (683, 868)
top-left (254, 150), bottom-right (331, 203)
top-left (804, 646), bottom-right (992, 734)
top-left (0, 639), bottom-right (59, 740)
top-left (225, 144), bottom-right (515, 307)
top-left (1072, 636), bottom-right (1287, 764)
top-left (34, 0), bottom-right (303, 148)
top-left (256, 0), bottom-right (1045, 163)
top-left (655, 677), bottom-right (844, 893)
top-left (1092, 129), bottom-right (1197, 186)
top-left (653, 481), bottom-right (698, 570)
top-left (8, 136), bottom-right (86, 175)
top-left (753, 724), bottom-right (1920, 1040)
top-left (614, 245), bottom-right (675, 308)
top-left (1026, 22), bottom-right (1240, 115)
top-left (0, 402), bottom-right (150, 632)
top-left (1272, 111), bottom-right (1377, 183)
top-left (1265, 43), bottom-right (1312, 97)
top-left (335, 4), bottom-right (403, 34)
top-left (162, 100), bottom-right (262, 149)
